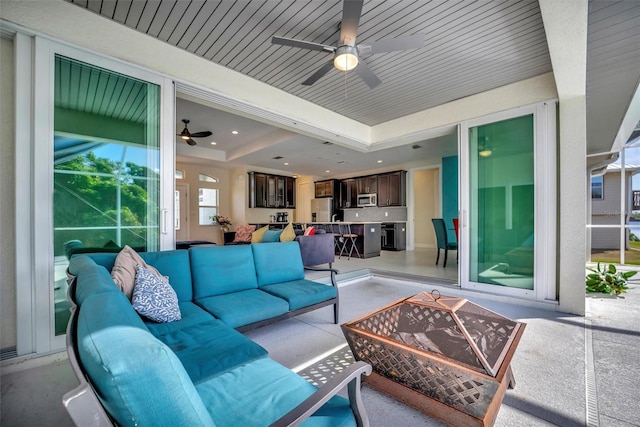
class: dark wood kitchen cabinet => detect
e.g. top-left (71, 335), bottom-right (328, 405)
top-left (285, 177), bottom-right (296, 208)
top-left (314, 179), bottom-right (339, 198)
top-left (357, 175), bottom-right (378, 195)
top-left (249, 172), bottom-right (296, 208)
top-left (377, 171), bottom-right (406, 207)
top-left (341, 179), bottom-right (358, 208)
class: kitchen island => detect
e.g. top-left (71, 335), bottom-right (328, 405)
top-left (307, 222), bottom-right (381, 259)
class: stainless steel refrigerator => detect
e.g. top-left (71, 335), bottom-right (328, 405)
top-left (311, 198), bottom-right (333, 222)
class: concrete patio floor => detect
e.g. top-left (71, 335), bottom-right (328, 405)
top-left (2, 273), bottom-right (639, 426)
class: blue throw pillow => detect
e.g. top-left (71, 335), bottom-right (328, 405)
top-left (261, 229), bottom-right (283, 243)
top-left (132, 265), bottom-right (181, 323)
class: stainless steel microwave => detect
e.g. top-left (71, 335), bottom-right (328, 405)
top-left (357, 193), bottom-right (377, 207)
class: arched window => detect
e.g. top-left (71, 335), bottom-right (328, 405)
top-left (199, 173), bottom-right (217, 183)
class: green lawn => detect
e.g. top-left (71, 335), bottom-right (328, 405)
top-left (591, 246), bottom-right (640, 265)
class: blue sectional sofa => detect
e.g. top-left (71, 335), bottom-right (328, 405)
top-left (63, 241), bottom-right (372, 426)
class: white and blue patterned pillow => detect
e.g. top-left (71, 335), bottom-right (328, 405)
top-left (132, 265), bottom-right (181, 323)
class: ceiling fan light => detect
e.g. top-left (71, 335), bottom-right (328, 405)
top-left (334, 46), bottom-right (358, 71)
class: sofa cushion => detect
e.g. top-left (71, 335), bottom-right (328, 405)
top-left (77, 291), bottom-right (214, 427)
top-left (140, 249), bottom-right (193, 301)
top-left (196, 357), bottom-right (355, 427)
top-left (251, 225), bottom-right (269, 243)
top-left (111, 245), bottom-right (166, 300)
top-left (132, 265), bottom-right (182, 323)
top-left (196, 289), bottom-right (289, 329)
top-left (80, 252), bottom-right (118, 271)
top-left (261, 229), bottom-right (283, 242)
top-left (69, 256), bottom-right (120, 305)
top-left (145, 301), bottom-right (214, 337)
top-left (252, 242), bottom-right (305, 286)
top-left (233, 225), bottom-right (255, 243)
top-left (151, 317), bottom-right (268, 384)
top-left (260, 279), bottom-right (337, 310)
top-left (279, 223), bottom-right (296, 242)
top-left (190, 246), bottom-right (258, 299)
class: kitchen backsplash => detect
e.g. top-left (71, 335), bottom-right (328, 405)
top-left (343, 207), bottom-right (407, 222)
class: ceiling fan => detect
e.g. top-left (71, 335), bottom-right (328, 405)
top-left (271, 0), bottom-right (424, 89)
top-left (177, 119), bottom-right (213, 146)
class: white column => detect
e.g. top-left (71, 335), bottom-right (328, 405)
top-left (540, 0), bottom-right (588, 315)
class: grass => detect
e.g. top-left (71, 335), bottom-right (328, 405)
top-left (591, 247), bottom-right (640, 265)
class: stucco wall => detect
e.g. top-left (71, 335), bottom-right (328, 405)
top-left (1, 36), bottom-right (17, 350)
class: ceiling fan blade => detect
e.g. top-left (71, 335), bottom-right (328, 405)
top-left (339, 0), bottom-right (364, 45)
top-left (354, 59), bottom-right (381, 89)
top-left (185, 138), bottom-right (197, 146)
top-left (302, 60), bottom-right (336, 86)
top-left (360, 34), bottom-right (425, 55)
top-left (272, 36), bottom-right (335, 52)
top-left (189, 131), bottom-right (213, 138)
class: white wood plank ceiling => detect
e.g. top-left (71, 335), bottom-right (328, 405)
top-left (64, 0), bottom-right (553, 126)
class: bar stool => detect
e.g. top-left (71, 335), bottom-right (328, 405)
top-left (331, 224), bottom-right (344, 257)
top-left (341, 224), bottom-right (361, 260)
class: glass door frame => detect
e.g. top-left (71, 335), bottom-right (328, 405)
top-left (458, 102), bottom-right (557, 302)
top-left (16, 34), bottom-right (175, 356)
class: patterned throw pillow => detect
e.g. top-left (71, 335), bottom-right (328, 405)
top-left (132, 265), bottom-right (181, 323)
top-left (303, 226), bottom-right (316, 236)
top-left (233, 225), bottom-right (256, 243)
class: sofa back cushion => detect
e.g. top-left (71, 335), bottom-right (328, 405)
top-left (140, 250), bottom-right (193, 301)
top-left (70, 256), bottom-right (120, 305)
top-left (252, 242), bottom-right (305, 286)
top-left (190, 245), bottom-right (258, 299)
top-left (77, 291), bottom-right (214, 427)
top-left (81, 250), bottom-right (193, 302)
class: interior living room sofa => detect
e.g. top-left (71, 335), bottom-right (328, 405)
top-left (63, 241), bottom-right (371, 426)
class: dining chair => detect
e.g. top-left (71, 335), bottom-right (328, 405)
top-left (452, 218), bottom-right (459, 242)
top-left (432, 218), bottom-right (458, 268)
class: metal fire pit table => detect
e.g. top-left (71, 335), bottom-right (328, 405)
top-left (341, 291), bottom-right (526, 427)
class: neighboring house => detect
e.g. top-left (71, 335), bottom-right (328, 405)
top-left (590, 164), bottom-right (640, 250)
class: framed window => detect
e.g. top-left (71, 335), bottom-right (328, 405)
top-left (591, 175), bottom-right (604, 199)
top-left (199, 188), bottom-right (218, 225)
top-left (175, 169), bottom-right (184, 179)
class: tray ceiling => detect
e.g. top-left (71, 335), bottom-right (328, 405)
top-left (65, 0), bottom-right (553, 126)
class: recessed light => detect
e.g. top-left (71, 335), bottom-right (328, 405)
top-left (377, 160), bottom-right (383, 163)
top-left (284, 162), bottom-right (289, 166)
top-left (210, 142), bottom-right (217, 145)
top-left (232, 130), bottom-right (238, 135)
top-left (325, 170), bottom-right (330, 173)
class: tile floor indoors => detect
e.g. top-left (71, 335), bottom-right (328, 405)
top-left (2, 249), bottom-right (639, 427)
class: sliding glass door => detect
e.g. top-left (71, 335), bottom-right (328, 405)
top-left (52, 55), bottom-right (162, 334)
top-left (459, 104), bottom-right (556, 300)
top-left (14, 36), bottom-right (174, 356)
